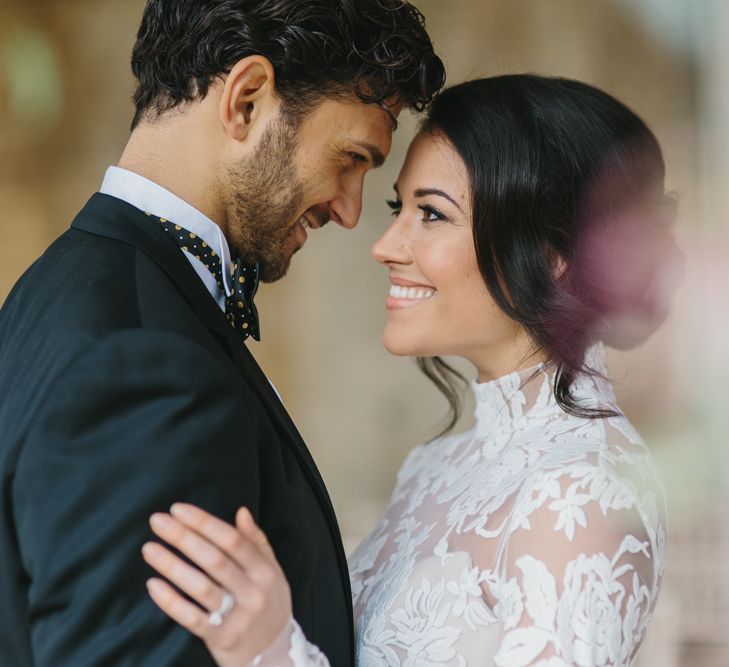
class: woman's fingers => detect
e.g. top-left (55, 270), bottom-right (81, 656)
top-left (236, 507), bottom-right (276, 559)
top-left (149, 512), bottom-right (254, 592)
top-left (170, 503), bottom-right (247, 552)
top-left (144, 505), bottom-right (293, 666)
top-left (166, 504), bottom-right (276, 582)
top-left (142, 541), bottom-right (238, 615)
top-left (145, 576), bottom-right (212, 640)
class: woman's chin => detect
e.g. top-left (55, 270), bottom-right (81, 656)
top-left (382, 330), bottom-right (432, 357)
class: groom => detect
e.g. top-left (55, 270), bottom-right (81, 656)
top-left (0, 2), bottom-right (443, 665)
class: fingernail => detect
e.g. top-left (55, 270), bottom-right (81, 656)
top-left (142, 542), bottom-right (161, 562)
top-left (150, 513), bottom-right (172, 531)
top-left (146, 578), bottom-right (164, 595)
top-left (170, 503), bottom-right (192, 520)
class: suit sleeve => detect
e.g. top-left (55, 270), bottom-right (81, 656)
top-left (12, 329), bottom-right (270, 666)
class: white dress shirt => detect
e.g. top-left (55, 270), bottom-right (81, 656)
top-left (99, 166), bottom-right (282, 401)
top-left (100, 166), bottom-right (233, 311)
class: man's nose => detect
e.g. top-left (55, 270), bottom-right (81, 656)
top-left (329, 176), bottom-right (364, 230)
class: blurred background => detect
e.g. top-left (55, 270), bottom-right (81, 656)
top-left (1, 1), bottom-right (727, 664)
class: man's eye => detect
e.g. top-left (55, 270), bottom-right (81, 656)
top-left (386, 199), bottom-right (402, 216)
top-left (349, 152), bottom-right (368, 165)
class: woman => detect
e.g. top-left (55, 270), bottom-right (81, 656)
top-left (141, 75), bottom-right (677, 666)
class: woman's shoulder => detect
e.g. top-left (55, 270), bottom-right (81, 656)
top-left (510, 411), bottom-right (666, 574)
top-left (532, 409), bottom-right (664, 510)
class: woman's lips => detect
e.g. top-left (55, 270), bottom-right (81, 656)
top-left (386, 282), bottom-right (437, 309)
top-left (389, 284), bottom-right (436, 300)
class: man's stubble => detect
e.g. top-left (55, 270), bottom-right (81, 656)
top-left (225, 114), bottom-right (305, 283)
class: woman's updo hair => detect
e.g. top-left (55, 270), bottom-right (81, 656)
top-left (418, 75), bottom-right (680, 430)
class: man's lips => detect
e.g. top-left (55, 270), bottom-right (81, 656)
top-left (299, 209), bottom-right (329, 230)
top-left (293, 211), bottom-right (327, 248)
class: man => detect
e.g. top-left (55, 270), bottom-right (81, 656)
top-left (0, 1), bottom-right (444, 665)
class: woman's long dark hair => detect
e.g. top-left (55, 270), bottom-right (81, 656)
top-left (419, 75), bottom-right (674, 432)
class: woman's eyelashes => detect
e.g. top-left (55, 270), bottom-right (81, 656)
top-left (386, 199), bottom-right (402, 216)
top-left (385, 199), bottom-right (449, 224)
top-left (418, 204), bottom-right (447, 223)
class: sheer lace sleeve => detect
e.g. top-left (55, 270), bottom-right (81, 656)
top-left (347, 352), bottom-right (666, 665)
top-left (250, 618), bottom-right (331, 667)
top-left (486, 463), bottom-right (664, 667)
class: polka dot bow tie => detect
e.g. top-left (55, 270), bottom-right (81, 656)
top-left (152, 215), bottom-right (261, 342)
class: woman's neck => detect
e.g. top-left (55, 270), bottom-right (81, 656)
top-left (470, 337), bottom-right (549, 384)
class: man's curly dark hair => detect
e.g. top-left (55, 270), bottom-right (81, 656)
top-left (130, 0), bottom-right (445, 130)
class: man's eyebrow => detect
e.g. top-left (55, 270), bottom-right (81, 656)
top-left (353, 142), bottom-right (386, 168)
top-left (415, 188), bottom-right (464, 212)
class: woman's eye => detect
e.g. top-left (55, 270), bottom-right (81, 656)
top-left (386, 199), bottom-right (402, 216)
top-left (418, 204), bottom-right (446, 223)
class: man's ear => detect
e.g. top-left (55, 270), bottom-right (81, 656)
top-left (219, 56), bottom-right (277, 142)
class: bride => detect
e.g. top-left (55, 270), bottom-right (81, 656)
top-left (141, 75), bottom-right (676, 666)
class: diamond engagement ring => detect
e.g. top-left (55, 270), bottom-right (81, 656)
top-left (208, 590), bottom-right (235, 626)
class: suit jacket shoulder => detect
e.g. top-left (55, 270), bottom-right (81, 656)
top-left (0, 194), bottom-right (354, 667)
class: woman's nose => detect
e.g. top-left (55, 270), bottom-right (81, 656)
top-left (372, 216), bottom-right (411, 265)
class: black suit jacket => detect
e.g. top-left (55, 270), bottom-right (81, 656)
top-left (0, 194), bottom-right (353, 666)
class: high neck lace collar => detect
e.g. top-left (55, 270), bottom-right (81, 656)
top-left (471, 344), bottom-right (615, 440)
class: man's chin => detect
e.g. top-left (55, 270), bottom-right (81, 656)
top-left (259, 236), bottom-right (305, 282)
top-left (258, 256), bottom-right (293, 283)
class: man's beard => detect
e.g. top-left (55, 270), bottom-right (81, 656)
top-left (225, 115), bottom-right (305, 283)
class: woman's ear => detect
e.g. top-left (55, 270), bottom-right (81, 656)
top-left (218, 56), bottom-right (277, 142)
top-left (553, 255), bottom-right (568, 280)
top-left (545, 244), bottom-right (568, 280)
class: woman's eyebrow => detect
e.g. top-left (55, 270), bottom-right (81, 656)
top-left (391, 184), bottom-right (463, 212)
top-left (414, 188), bottom-right (463, 212)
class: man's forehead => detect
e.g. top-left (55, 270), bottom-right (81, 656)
top-left (377, 100), bottom-right (400, 132)
top-left (304, 95), bottom-right (397, 161)
top-left (332, 89), bottom-right (403, 128)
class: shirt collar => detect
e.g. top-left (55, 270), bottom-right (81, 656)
top-left (471, 343), bottom-right (615, 447)
top-left (99, 166), bottom-right (234, 296)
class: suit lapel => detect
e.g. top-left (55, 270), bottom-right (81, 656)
top-left (72, 194), bottom-right (231, 339)
top-left (72, 193), bottom-right (354, 636)
top-left (223, 334), bottom-right (354, 628)
top-left (225, 334), bottom-right (353, 549)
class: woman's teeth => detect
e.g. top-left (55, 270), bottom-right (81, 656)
top-left (389, 285), bottom-right (436, 300)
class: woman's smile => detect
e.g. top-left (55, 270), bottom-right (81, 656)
top-left (386, 277), bottom-right (437, 309)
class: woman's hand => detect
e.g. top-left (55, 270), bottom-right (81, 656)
top-left (142, 504), bottom-right (292, 667)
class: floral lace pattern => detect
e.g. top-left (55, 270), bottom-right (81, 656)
top-left (259, 346), bottom-right (665, 666)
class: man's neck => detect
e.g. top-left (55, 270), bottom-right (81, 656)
top-left (118, 118), bottom-right (226, 233)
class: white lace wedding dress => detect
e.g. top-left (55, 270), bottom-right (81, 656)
top-left (258, 347), bottom-right (666, 666)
